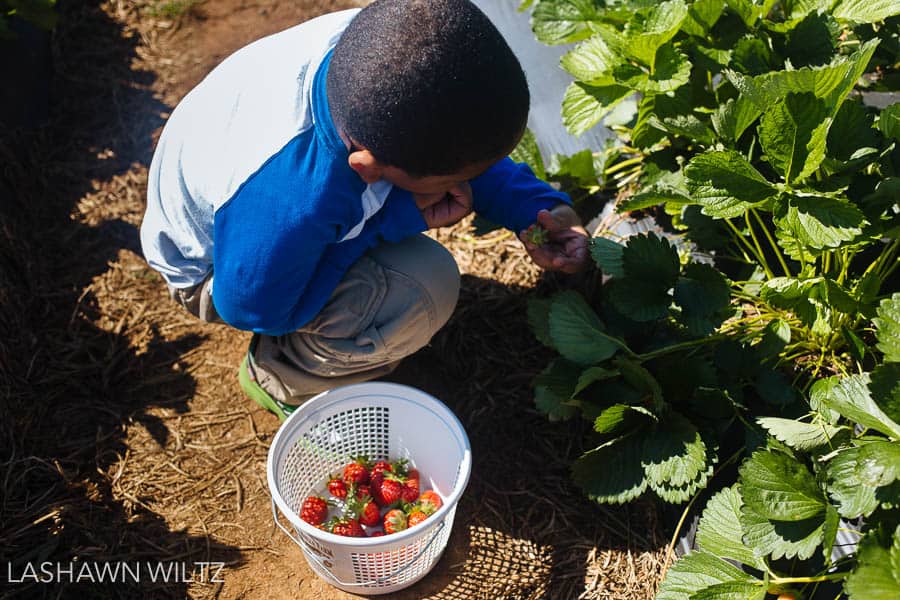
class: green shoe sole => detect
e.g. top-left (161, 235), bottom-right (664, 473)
top-left (239, 355), bottom-right (291, 422)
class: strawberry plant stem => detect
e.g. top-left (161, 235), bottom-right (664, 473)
top-left (636, 335), bottom-right (727, 362)
top-left (770, 572), bottom-right (848, 584)
top-left (725, 218), bottom-right (771, 276)
top-left (751, 209), bottom-right (790, 277)
top-left (603, 156), bottom-right (644, 176)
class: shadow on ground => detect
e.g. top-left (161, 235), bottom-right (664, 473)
top-left (0, 1), bottom-right (242, 597)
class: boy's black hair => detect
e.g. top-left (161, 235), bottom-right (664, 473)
top-left (327, 0), bottom-right (530, 177)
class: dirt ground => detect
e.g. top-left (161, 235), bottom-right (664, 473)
top-left (0, 1), bottom-right (667, 599)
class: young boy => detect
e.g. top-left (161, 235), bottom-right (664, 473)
top-left (140, 0), bottom-right (589, 420)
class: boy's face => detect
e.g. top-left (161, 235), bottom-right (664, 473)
top-left (379, 158), bottom-right (498, 195)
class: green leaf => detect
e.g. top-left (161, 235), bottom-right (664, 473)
top-left (681, 0), bottom-right (725, 37)
top-left (509, 128), bottom-right (546, 180)
top-left (875, 293), bottom-right (900, 363)
top-left (833, 0), bottom-right (900, 25)
top-left (649, 461), bottom-right (713, 503)
top-left (809, 377), bottom-right (841, 425)
top-left (624, 0), bottom-right (689, 68)
top-left (573, 435), bottom-right (649, 504)
top-left (642, 411), bottom-right (708, 487)
top-left (609, 278), bottom-right (673, 321)
top-left (739, 450), bottom-right (826, 521)
top-left (549, 290), bottom-right (623, 365)
top-left (651, 112), bottom-right (717, 146)
top-left (782, 0), bottom-right (831, 21)
top-left (527, 297), bottom-right (554, 348)
top-left (726, 0), bottom-right (772, 27)
top-left (877, 103), bottom-right (900, 141)
top-left (657, 551), bottom-right (759, 600)
top-left (725, 39), bottom-right (879, 118)
top-left (691, 582), bottom-right (767, 600)
top-left (594, 403), bottom-right (656, 434)
top-left (755, 319), bottom-right (791, 358)
top-left (828, 98), bottom-right (880, 163)
top-left (740, 501), bottom-right (826, 560)
top-left (674, 263), bottom-right (731, 336)
top-left (755, 369), bottom-right (798, 408)
top-left (785, 13), bottom-right (838, 69)
top-left (756, 417), bottom-right (841, 451)
top-left (844, 527), bottom-right (900, 599)
top-left (562, 82), bottom-right (633, 136)
top-left (590, 237), bottom-right (625, 278)
top-left (547, 149), bottom-right (599, 186)
top-left (574, 366), bottom-right (618, 395)
top-left (560, 33), bottom-right (621, 85)
top-left (633, 95), bottom-right (669, 148)
top-left (533, 359), bottom-right (583, 421)
top-left (775, 195), bottom-right (866, 256)
top-left (732, 36), bottom-right (774, 76)
top-left (531, 0), bottom-right (606, 45)
top-left (696, 486), bottom-right (767, 570)
top-left (615, 358), bottom-right (665, 409)
top-left (827, 441), bottom-right (900, 519)
top-left (622, 232), bottom-right (681, 286)
top-left (711, 97), bottom-right (761, 142)
top-left (870, 363), bottom-right (900, 424)
top-left (622, 44), bottom-right (692, 94)
top-left (758, 92), bottom-right (831, 185)
top-left (684, 151), bottom-right (777, 218)
top-left (618, 169), bottom-right (693, 212)
top-left (816, 374), bottom-right (900, 439)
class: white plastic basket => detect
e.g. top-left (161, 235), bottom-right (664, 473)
top-left (267, 382), bottom-right (472, 595)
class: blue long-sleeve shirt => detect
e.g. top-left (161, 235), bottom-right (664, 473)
top-left (140, 9), bottom-right (570, 336)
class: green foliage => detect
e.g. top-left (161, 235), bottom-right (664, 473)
top-left (524, 0), bottom-right (900, 595)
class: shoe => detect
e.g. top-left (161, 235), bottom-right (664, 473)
top-left (238, 338), bottom-right (297, 421)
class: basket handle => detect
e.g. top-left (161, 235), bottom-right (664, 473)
top-left (271, 497), bottom-right (446, 588)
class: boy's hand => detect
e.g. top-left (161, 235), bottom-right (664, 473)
top-left (413, 183), bottom-right (473, 229)
top-left (519, 205), bottom-right (590, 274)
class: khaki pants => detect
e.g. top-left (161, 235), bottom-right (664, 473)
top-left (169, 235), bottom-right (460, 404)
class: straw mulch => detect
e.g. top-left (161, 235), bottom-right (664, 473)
top-left (0, 1), bottom-right (666, 598)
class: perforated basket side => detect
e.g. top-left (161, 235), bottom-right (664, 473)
top-left (278, 404), bottom-right (391, 511)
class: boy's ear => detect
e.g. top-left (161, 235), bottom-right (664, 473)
top-left (348, 149), bottom-right (383, 184)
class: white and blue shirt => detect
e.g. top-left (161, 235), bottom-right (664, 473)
top-left (141, 9), bottom-right (570, 336)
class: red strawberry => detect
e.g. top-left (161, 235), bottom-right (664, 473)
top-left (300, 496), bottom-right (329, 525)
top-left (407, 509), bottom-right (428, 527)
top-left (377, 473), bottom-right (404, 507)
top-left (328, 476), bottom-right (347, 499)
top-left (383, 509), bottom-right (408, 534)
top-left (355, 483), bottom-right (371, 500)
top-left (343, 456), bottom-right (371, 486)
top-left (370, 460), bottom-right (393, 479)
top-left (369, 530), bottom-right (385, 537)
top-left (332, 517), bottom-right (365, 537)
top-left (346, 493), bottom-right (381, 527)
top-left (401, 468), bottom-right (420, 503)
top-left (418, 490), bottom-right (442, 513)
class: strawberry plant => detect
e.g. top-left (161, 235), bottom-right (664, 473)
top-left (523, 0), bottom-right (900, 596)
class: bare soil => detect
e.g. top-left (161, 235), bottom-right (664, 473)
top-left (0, 1), bottom-right (666, 599)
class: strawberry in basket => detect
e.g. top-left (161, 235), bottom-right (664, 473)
top-left (326, 516), bottom-right (365, 537)
top-left (418, 490), bottom-right (443, 512)
top-left (300, 496), bottom-right (330, 525)
top-left (383, 509), bottom-right (408, 534)
top-left (345, 492), bottom-right (380, 527)
top-left (342, 456), bottom-right (371, 486)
